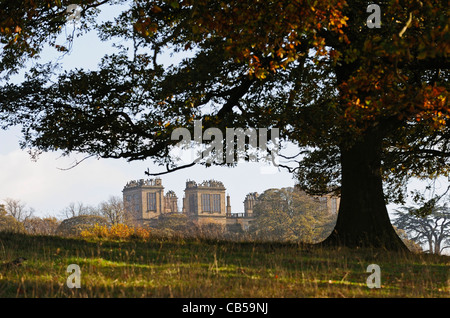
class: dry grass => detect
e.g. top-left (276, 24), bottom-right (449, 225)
top-left (0, 232), bottom-right (448, 298)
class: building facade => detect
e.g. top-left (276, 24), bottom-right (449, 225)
top-left (122, 178), bottom-right (178, 226)
top-left (315, 194), bottom-right (340, 215)
top-left (226, 192), bottom-right (258, 230)
top-left (182, 179), bottom-right (230, 227)
top-left (123, 178), bottom-right (339, 229)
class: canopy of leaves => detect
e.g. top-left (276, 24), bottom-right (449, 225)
top-left (0, 0), bottom-right (448, 205)
top-left (0, 0), bottom-right (116, 77)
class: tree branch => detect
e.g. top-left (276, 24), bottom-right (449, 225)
top-left (145, 161), bottom-right (197, 176)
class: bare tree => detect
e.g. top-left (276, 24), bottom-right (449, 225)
top-left (393, 204), bottom-right (450, 255)
top-left (23, 216), bottom-right (60, 235)
top-left (3, 198), bottom-right (34, 222)
top-left (59, 201), bottom-right (97, 219)
top-left (98, 196), bottom-right (126, 225)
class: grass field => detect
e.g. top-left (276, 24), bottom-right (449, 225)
top-left (0, 231), bottom-right (448, 298)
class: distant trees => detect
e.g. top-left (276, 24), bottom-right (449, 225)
top-left (59, 201), bottom-right (97, 219)
top-left (249, 188), bottom-right (337, 243)
top-left (0, 204), bottom-right (25, 233)
top-left (56, 215), bottom-right (110, 236)
top-left (0, 196), bottom-right (127, 236)
top-left (98, 196), bottom-right (127, 226)
top-left (1, 199), bottom-right (61, 235)
top-left (393, 204), bottom-right (450, 255)
top-left (59, 196), bottom-right (127, 225)
top-left (2, 190), bottom-right (448, 256)
top-left (3, 198), bottom-right (34, 223)
top-left (23, 216), bottom-right (60, 235)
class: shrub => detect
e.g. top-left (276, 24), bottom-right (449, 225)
top-left (57, 215), bottom-right (110, 236)
top-left (81, 223), bottom-right (152, 241)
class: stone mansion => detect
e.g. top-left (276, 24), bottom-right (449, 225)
top-left (122, 178), bottom-right (339, 230)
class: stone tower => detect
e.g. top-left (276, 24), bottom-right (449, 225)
top-left (182, 179), bottom-right (227, 226)
top-left (243, 192), bottom-right (259, 217)
top-left (164, 190), bottom-right (179, 213)
top-left (122, 178), bottom-right (177, 226)
top-left (226, 194), bottom-right (232, 215)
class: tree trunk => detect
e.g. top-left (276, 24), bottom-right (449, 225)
top-left (428, 242), bottom-right (433, 254)
top-left (322, 128), bottom-right (408, 251)
top-left (434, 237), bottom-right (441, 255)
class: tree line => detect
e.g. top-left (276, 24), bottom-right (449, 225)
top-left (1, 188), bottom-right (448, 254)
top-left (0, 196), bottom-right (126, 235)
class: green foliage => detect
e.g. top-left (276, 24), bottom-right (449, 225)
top-left (393, 226), bottom-right (423, 253)
top-left (249, 187), bottom-right (336, 243)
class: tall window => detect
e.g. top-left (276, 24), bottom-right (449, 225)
top-left (189, 194), bottom-right (197, 213)
top-left (213, 194), bottom-right (221, 212)
top-left (148, 192), bottom-right (156, 211)
top-left (202, 194), bottom-right (211, 212)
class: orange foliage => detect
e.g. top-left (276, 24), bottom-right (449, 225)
top-left (81, 224), bottom-right (151, 241)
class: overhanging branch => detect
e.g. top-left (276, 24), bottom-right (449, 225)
top-left (145, 161), bottom-right (197, 176)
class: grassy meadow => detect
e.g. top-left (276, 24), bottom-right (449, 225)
top-left (0, 231), bottom-right (448, 298)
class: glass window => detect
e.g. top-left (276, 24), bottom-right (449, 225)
top-left (189, 194), bottom-right (197, 213)
top-left (213, 194), bottom-right (221, 212)
top-left (202, 194), bottom-right (211, 212)
top-left (148, 192), bottom-right (156, 211)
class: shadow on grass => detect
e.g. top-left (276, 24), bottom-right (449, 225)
top-left (0, 231), bottom-right (448, 298)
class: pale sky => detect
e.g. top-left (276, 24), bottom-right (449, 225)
top-left (0, 126), bottom-right (296, 217)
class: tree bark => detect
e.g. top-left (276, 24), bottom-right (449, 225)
top-left (322, 128), bottom-right (408, 251)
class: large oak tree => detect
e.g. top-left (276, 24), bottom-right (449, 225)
top-left (0, 0), bottom-right (448, 250)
